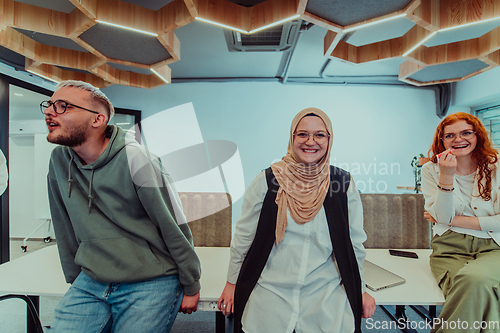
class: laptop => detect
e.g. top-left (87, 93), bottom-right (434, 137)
top-left (363, 260), bottom-right (406, 291)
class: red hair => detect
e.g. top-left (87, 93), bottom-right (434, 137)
top-left (428, 112), bottom-right (498, 200)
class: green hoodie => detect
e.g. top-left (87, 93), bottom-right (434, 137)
top-left (47, 125), bottom-right (201, 295)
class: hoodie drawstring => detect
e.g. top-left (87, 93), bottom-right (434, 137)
top-left (67, 156), bottom-right (74, 198)
top-left (88, 169), bottom-right (95, 213)
top-left (67, 155), bottom-right (95, 213)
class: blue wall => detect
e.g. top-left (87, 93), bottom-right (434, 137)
top-left (101, 81), bottom-right (442, 224)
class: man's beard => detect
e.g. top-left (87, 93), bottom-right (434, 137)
top-left (47, 123), bottom-right (88, 147)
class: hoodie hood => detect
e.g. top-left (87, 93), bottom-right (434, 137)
top-left (64, 125), bottom-right (130, 211)
top-left (68, 125), bottom-right (126, 170)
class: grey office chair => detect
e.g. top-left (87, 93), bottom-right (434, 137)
top-left (0, 295), bottom-right (44, 333)
top-left (362, 193), bottom-right (430, 249)
top-left (179, 192), bottom-right (232, 247)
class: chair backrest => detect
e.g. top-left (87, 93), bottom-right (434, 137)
top-left (360, 193), bottom-right (431, 249)
top-left (178, 192), bottom-right (232, 247)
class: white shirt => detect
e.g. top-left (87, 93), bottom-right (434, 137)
top-left (0, 149), bottom-right (7, 196)
top-left (421, 161), bottom-right (500, 245)
top-left (227, 171), bottom-right (367, 333)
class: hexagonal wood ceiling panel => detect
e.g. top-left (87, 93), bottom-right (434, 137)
top-left (1, 0), bottom-right (499, 88)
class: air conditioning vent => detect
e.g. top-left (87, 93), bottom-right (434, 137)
top-left (224, 19), bottom-right (302, 52)
top-left (241, 26), bottom-right (283, 46)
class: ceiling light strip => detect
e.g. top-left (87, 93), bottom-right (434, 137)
top-left (150, 68), bottom-right (169, 84)
top-left (343, 13), bottom-right (407, 33)
top-left (195, 17), bottom-right (248, 34)
top-left (96, 20), bottom-right (158, 37)
top-left (249, 14), bottom-right (301, 34)
top-left (439, 16), bottom-right (500, 32)
top-left (27, 70), bottom-right (59, 83)
top-left (403, 31), bottom-right (437, 57)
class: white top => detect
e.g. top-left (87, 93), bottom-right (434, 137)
top-left (0, 149), bottom-right (7, 196)
top-left (455, 172), bottom-right (475, 214)
top-left (421, 161), bottom-right (500, 244)
top-left (227, 171), bottom-right (367, 333)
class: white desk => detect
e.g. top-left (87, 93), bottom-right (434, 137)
top-left (365, 249), bottom-right (445, 333)
top-left (0, 245), bottom-right (229, 333)
top-left (365, 249), bottom-right (445, 305)
top-left (0, 245), bottom-right (230, 306)
top-left (0, 246), bottom-right (444, 332)
top-left (195, 246), bottom-right (230, 310)
top-left (0, 245), bottom-right (68, 297)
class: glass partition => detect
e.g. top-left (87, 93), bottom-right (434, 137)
top-left (9, 85), bottom-right (54, 249)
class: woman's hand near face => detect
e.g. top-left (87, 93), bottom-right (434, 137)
top-left (437, 149), bottom-right (456, 188)
top-left (217, 282), bottom-right (235, 316)
top-left (437, 149), bottom-right (457, 176)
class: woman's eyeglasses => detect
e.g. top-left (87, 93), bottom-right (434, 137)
top-left (293, 131), bottom-right (330, 144)
top-left (441, 130), bottom-right (476, 143)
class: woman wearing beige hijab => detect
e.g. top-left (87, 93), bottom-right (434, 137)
top-left (218, 108), bottom-right (375, 333)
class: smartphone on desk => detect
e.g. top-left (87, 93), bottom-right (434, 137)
top-left (389, 249), bottom-right (419, 259)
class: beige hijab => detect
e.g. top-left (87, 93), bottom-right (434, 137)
top-left (270, 107), bottom-right (334, 245)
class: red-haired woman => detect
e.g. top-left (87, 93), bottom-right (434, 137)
top-left (422, 112), bottom-right (500, 333)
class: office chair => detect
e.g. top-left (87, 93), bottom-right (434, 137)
top-left (0, 295), bottom-right (44, 333)
top-left (179, 192), bottom-right (232, 247)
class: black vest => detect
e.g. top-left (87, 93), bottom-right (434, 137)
top-left (233, 166), bottom-right (362, 333)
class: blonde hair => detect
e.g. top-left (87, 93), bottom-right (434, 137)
top-left (55, 80), bottom-right (115, 120)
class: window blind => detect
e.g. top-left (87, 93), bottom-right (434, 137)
top-left (476, 105), bottom-right (500, 149)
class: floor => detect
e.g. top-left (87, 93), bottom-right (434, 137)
top-left (10, 238), bottom-right (54, 261)
top-left (1, 239), bottom-right (441, 333)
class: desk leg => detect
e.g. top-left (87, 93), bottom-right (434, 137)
top-left (215, 311), bottom-right (225, 333)
top-left (380, 305), bottom-right (419, 333)
top-left (410, 305), bottom-right (437, 321)
top-left (27, 295), bottom-right (40, 333)
top-left (429, 305), bottom-right (436, 319)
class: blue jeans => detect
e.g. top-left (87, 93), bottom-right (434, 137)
top-left (50, 271), bottom-right (184, 333)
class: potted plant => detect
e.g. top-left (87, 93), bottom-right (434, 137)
top-left (411, 154), bottom-right (426, 193)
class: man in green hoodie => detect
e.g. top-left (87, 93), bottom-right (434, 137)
top-left (43, 80), bottom-right (201, 332)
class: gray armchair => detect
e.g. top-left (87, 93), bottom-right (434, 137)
top-left (179, 192), bottom-right (232, 247)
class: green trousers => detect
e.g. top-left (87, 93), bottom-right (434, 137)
top-left (430, 230), bottom-right (500, 333)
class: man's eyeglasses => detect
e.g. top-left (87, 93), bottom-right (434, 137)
top-left (293, 131), bottom-right (330, 144)
top-left (40, 100), bottom-right (100, 115)
top-left (441, 130), bottom-right (476, 143)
